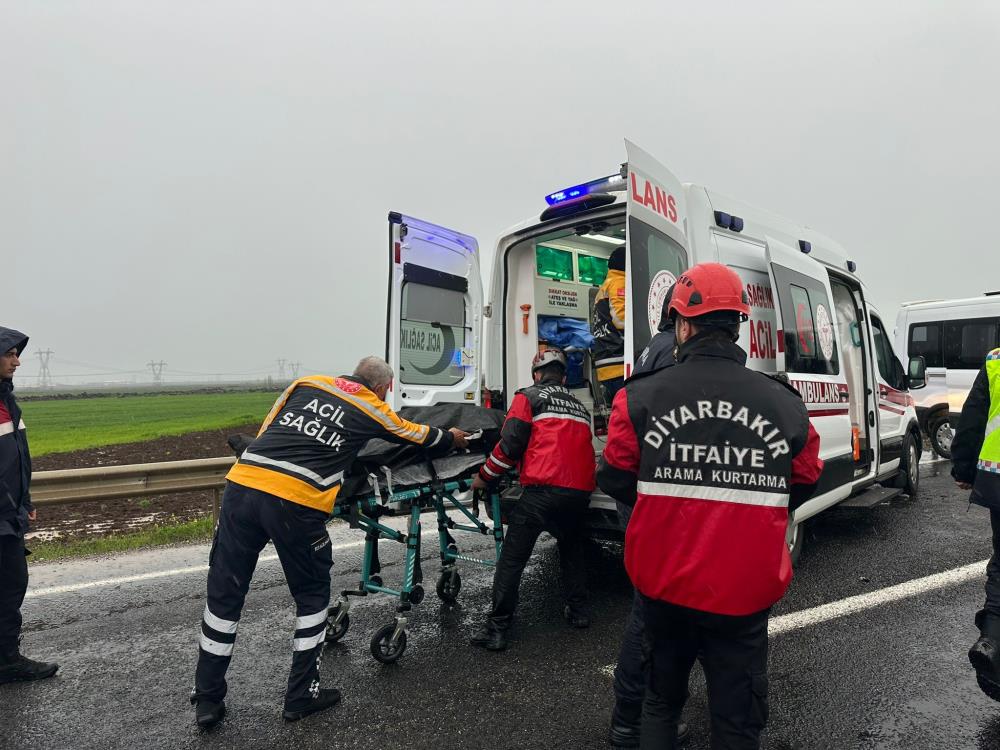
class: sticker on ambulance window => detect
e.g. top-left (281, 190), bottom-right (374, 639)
top-left (816, 304), bottom-right (835, 361)
top-left (647, 270), bottom-right (677, 336)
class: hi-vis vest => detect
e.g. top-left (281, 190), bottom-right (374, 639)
top-left (979, 348), bottom-right (1000, 474)
top-left (227, 376), bottom-right (450, 513)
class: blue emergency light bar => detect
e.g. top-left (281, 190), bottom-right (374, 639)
top-left (545, 173), bottom-right (626, 206)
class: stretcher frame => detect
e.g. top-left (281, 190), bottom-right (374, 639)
top-left (325, 473), bottom-right (505, 663)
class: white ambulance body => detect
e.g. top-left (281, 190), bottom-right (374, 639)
top-left (894, 295), bottom-right (1000, 458)
top-left (384, 140), bottom-right (924, 557)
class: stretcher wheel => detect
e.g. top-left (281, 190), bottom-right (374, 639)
top-left (325, 611), bottom-right (350, 643)
top-left (370, 623), bottom-right (407, 663)
top-left (409, 585), bottom-right (425, 605)
top-left (369, 575), bottom-right (384, 588)
top-left (436, 570), bottom-right (462, 603)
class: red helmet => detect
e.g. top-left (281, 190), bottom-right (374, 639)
top-left (531, 347), bottom-right (567, 373)
top-left (668, 263), bottom-right (750, 322)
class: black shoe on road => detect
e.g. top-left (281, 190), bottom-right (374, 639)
top-left (0, 653), bottom-right (59, 684)
top-left (470, 624), bottom-right (508, 651)
top-left (608, 716), bottom-right (690, 747)
top-left (564, 605), bottom-right (590, 629)
top-left (194, 699), bottom-right (226, 729)
top-left (283, 688), bottom-right (342, 722)
top-left (970, 636), bottom-right (1000, 702)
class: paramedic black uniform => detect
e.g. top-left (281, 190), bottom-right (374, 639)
top-left (193, 375), bottom-right (453, 711)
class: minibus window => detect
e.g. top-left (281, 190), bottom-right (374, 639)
top-left (536, 245), bottom-right (574, 282)
top-left (628, 217), bottom-right (688, 357)
top-left (908, 323), bottom-right (943, 368)
top-left (943, 318), bottom-right (1000, 369)
top-left (399, 283), bottom-right (466, 386)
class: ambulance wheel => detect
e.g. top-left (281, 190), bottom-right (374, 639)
top-left (370, 623), bottom-right (407, 664)
top-left (325, 610), bottom-right (350, 643)
top-left (409, 585), bottom-right (425, 605)
top-left (787, 520), bottom-right (805, 567)
top-left (436, 570), bottom-right (462, 603)
top-left (928, 414), bottom-right (953, 460)
top-left (892, 433), bottom-right (920, 497)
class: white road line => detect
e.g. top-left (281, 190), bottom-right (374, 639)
top-left (25, 539), bottom-right (366, 599)
top-left (600, 558), bottom-right (989, 677)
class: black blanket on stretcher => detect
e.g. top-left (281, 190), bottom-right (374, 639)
top-left (339, 404), bottom-right (506, 499)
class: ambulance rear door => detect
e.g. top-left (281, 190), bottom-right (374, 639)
top-left (623, 140), bottom-right (690, 375)
top-left (385, 211), bottom-right (482, 410)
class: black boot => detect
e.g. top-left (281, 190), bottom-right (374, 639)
top-left (194, 699), bottom-right (226, 729)
top-left (283, 688), bottom-right (342, 722)
top-left (564, 605), bottom-right (590, 629)
top-left (471, 617), bottom-right (510, 651)
top-left (608, 701), bottom-right (690, 748)
top-left (0, 650), bottom-right (58, 684)
top-left (970, 611), bottom-right (1000, 701)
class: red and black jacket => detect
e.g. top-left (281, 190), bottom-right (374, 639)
top-left (480, 380), bottom-right (595, 493)
top-left (597, 335), bottom-right (823, 616)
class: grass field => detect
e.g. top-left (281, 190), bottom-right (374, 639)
top-left (21, 391), bottom-right (279, 456)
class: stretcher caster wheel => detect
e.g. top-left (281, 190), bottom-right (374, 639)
top-left (409, 585), bottom-right (425, 605)
top-left (370, 623), bottom-right (407, 663)
top-left (369, 575), bottom-right (383, 588)
top-left (436, 570), bottom-right (462, 603)
top-left (325, 608), bottom-right (350, 644)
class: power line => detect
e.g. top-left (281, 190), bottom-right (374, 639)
top-left (35, 350), bottom-right (54, 389)
top-left (147, 360), bottom-right (167, 385)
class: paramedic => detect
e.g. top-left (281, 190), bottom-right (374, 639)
top-left (470, 348), bottom-right (595, 651)
top-left (953, 346), bottom-right (1000, 701)
top-left (597, 264), bottom-right (823, 749)
top-left (593, 247), bottom-right (627, 402)
top-left (191, 356), bottom-right (468, 728)
top-left (0, 327), bottom-right (59, 685)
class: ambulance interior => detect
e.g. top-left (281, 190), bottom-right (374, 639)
top-left (502, 220), bottom-right (625, 436)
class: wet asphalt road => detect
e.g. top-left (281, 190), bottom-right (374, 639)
top-left (8, 462), bottom-right (1000, 750)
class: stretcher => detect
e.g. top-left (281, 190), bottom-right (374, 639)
top-left (324, 462), bottom-right (507, 664)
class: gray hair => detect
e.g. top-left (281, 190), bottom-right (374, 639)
top-left (353, 356), bottom-right (394, 389)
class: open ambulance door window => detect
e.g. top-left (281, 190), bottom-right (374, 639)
top-left (764, 237), bottom-right (840, 377)
top-left (386, 212), bottom-right (482, 410)
top-left (623, 140), bottom-right (690, 375)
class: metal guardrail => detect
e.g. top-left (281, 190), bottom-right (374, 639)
top-left (30, 457), bottom-right (236, 517)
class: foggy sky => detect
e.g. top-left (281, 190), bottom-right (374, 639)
top-left (3, 1), bottom-right (999, 384)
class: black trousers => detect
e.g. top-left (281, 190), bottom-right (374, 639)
top-left (977, 509), bottom-right (1000, 633)
top-left (641, 598), bottom-right (769, 750)
top-left (613, 501), bottom-right (645, 707)
top-left (193, 483), bottom-right (333, 708)
top-left (489, 486), bottom-right (589, 622)
top-left (0, 534), bottom-right (28, 655)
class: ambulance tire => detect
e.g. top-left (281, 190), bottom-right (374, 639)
top-left (928, 414), bottom-right (953, 460)
top-left (787, 520), bottom-right (805, 567)
top-left (891, 433), bottom-right (920, 498)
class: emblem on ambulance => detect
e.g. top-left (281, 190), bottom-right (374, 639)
top-left (647, 270), bottom-right (677, 336)
top-left (815, 304), bottom-right (835, 361)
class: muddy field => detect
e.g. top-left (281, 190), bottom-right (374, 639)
top-left (29, 425), bottom-right (257, 541)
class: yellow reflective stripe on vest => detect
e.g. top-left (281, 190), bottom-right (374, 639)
top-left (978, 350), bottom-right (1000, 472)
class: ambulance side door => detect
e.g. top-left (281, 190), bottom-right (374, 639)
top-left (869, 311), bottom-right (908, 463)
top-left (623, 140), bottom-right (691, 376)
top-left (385, 211), bottom-right (482, 410)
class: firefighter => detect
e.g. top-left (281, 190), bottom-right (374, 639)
top-left (191, 356), bottom-right (468, 728)
top-left (608, 283), bottom-right (685, 748)
top-left (593, 247), bottom-right (627, 402)
top-left (470, 348), bottom-right (596, 651)
top-left (953, 347), bottom-right (1000, 701)
top-left (597, 263), bottom-right (823, 749)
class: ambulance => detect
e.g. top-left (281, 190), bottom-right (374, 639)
top-left (383, 140), bottom-right (927, 561)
